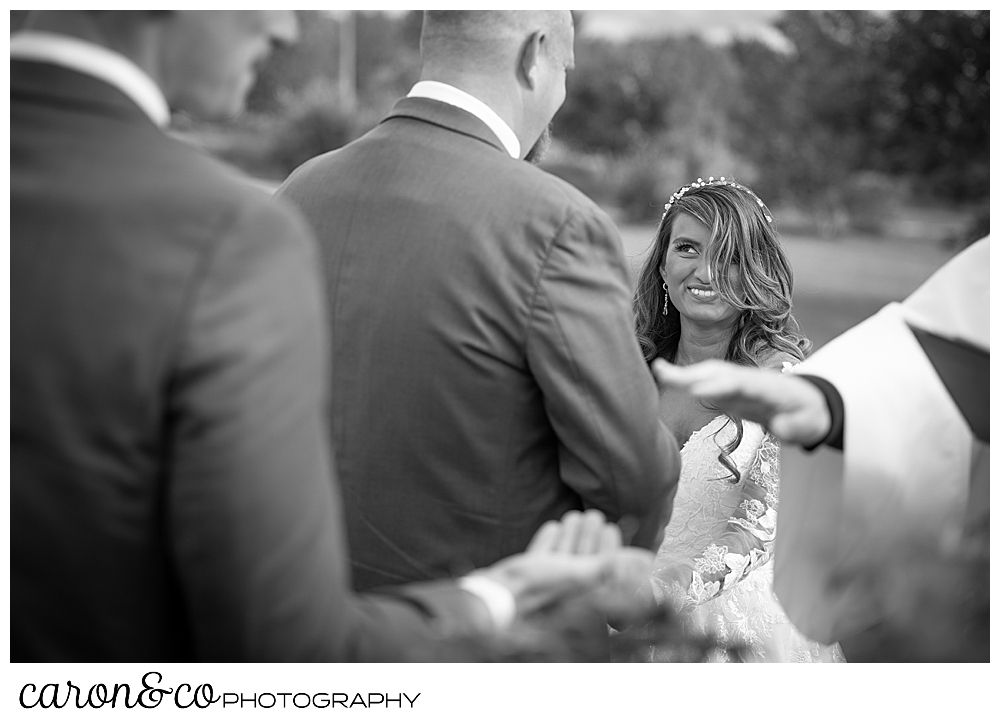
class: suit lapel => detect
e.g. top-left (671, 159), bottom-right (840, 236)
top-left (382, 96), bottom-right (508, 156)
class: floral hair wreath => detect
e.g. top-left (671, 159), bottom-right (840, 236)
top-left (662, 176), bottom-right (773, 223)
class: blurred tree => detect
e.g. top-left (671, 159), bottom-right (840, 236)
top-left (246, 10), bottom-right (340, 114)
top-left (355, 10), bottom-right (421, 101)
top-left (554, 35), bottom-right (753, 222)
top-left (730, 10), bottom-right (894, 217)
top-left (877, 10), bottom-right (989, 201)
top-left (732, 9), bottom-right (989, 217)
top-left (554, 39), bottom-right (663, 154)
top-left (555, 36), bottom-right (741, 159)
top-left (231, 11), bottom-right (425, 179)
top-left (163, 8), bottom-right (988, 221)
top-left (247, 10), bottom-right (422, 116)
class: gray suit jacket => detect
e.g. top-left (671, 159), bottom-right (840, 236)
top-left (11, 60), bottom-right (487, 662)
top-left (277, 97), bottom-right (679, 591)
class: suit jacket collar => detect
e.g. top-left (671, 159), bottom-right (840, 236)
top-left (382, 96), bottom-right (509, 156)
top-left (11, 59), bottom-right (160, 130)
top-left (11, 31), bottom-right (170, 127)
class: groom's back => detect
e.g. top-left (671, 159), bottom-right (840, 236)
top-left (279, 103), bottom-right (587, 588)
top-left (278, 96), bottom-right (673, 591)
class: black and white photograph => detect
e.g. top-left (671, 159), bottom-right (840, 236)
top-left (8, 5), bottom-right (990, 717)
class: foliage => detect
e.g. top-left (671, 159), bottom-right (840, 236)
top-left (538, 151), bottom-right (619, 210)
top-left (942, 203), bottom-right (990, 250)
top-left (554, 39), bottom-right (670, 155)
top-left (169, 9), bottom-right (986, 230)
top-left (732, 14), bottom-right (871, 202)
top-left (556, 36), bottom-right (745, 167)
top-left (875, 10), bottom-right (989, 200)
top-left (246, 11), bottom-right (341, 114)
top-left (266, 85), bottom-right (362, 176)
top-left (734, 9), bottom-right (990, 207)
top-left (248, 10), bottom-right (421, 116)
top-left (837, 172), bottom-right (906, 236)
top-left (355, 9), bottom-right (423, 98)
top-left (551, 10), bottom-right (988, 231)
top-left (612, 156), bottom-right (670, 224)
top-left (553, 35), bottom-right (761, 223)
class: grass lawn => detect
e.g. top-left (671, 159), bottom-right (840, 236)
top-left (618, 223), bottom-right (959, 351)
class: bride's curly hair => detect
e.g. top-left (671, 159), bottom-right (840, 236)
top-left (634, 181), bottom-right (811, 482)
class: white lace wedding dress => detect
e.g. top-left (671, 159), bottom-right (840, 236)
top-left (650, 414), bottom-right (845, 662)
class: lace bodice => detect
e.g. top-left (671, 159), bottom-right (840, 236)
top-left (652, 414), bottom-right (780, 610)
top-left (640, 363), bottom-right (844, 662)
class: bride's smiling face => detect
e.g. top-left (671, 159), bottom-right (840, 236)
top-left (660, 212), bottom-right (742, 329)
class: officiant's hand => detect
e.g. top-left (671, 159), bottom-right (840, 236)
top-left (652, 358), bottom-right (831, 447)
top-left (476, 510), bottom-right (657, 623)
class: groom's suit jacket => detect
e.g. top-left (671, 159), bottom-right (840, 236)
top-left (11, 60), bottom-right (490, 662)
top-left (277, 96), bottom-right (679, 591)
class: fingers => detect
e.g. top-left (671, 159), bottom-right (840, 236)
top-left (574, 509), bottom-right (612, 554)
top-left (481, 546), bottom-right (656, 623)
top-left (652, 358), bottom-right (716, 391)
top-left (652, 358), bottom-right (739, 397)
top-left (481, 555), bottom-right (605, 618)
top-left (768, 414), bottom-right (800, 443)
top-left (659, 361), bottom-right (834, 448)
top-left (651, 358), bottom-right (681, 389)
top-left (525, 519), bottom-right (562, 553)
top-left (655, 359), bottom-right (797, 428)
top-left (769, 393), bottom-right (832, 446)
top-left (680, 365), bottom-right (750, 400)
top-left (551, 511), bottom-right (585, 553)
top-left (525, 509), bottom-right (616, 554)
top-left (552, 509), bottom-right (605, 554)
top-left (597, 521), bottom-right (623, 553)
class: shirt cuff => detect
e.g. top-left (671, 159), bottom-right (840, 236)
top-left (798, 374), bottom-right (845, 451)
top-left (457, 574), bottom-right (517, 632)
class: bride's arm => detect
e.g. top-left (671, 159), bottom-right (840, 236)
top-left (650, 430), bottom-right (780, 609)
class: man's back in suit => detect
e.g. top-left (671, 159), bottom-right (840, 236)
top-left (13, 58), bottom-right (328, 660)
top-left (10, 13), bottom-right (502, 662)
top-left (277, 12), bottom-right (679, 591)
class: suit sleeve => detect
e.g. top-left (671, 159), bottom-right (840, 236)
top-left (798, 375), bottom-right (845, 451)
top-left (166, 198), bottom-right (489, 661)
top-left (525, 204), bottom-right (680, 549)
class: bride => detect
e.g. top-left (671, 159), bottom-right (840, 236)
top-left (632, 177), bottom-right (844, 662)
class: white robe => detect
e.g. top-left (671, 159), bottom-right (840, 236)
top-left (772, 237), bottom-right (989, 645)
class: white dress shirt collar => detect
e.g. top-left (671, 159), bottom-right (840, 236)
top-left (407, 80), bottom-right (521, 159)
top-left (10, 31), bottom-right (171, 128)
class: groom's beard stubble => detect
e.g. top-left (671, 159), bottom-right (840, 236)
top-left (524, 124), bottom-right (552, 166)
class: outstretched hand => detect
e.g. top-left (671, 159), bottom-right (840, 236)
top-left (478, 510), bottom-right (656, 623)
top-left (651, 358), bottom-right (832, 446)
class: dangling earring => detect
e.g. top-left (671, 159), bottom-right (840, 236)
top-left (662, 282), bottom-right (670, 316)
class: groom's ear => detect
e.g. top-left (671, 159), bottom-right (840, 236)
top-left (518, 30), bottom-right (545, 90)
